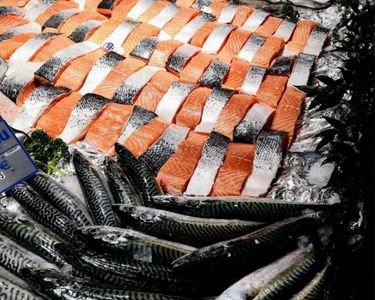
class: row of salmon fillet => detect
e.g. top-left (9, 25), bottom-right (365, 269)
top-left (0, 0), bottom-right (329, 197)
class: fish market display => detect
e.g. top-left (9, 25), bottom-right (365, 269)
top-left (0, 0), bottom-right (342, 299)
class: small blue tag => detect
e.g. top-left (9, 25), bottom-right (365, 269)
top-left (0, 119), bottom-right (38, 194)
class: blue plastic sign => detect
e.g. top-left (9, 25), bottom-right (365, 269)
top-left (0, 119), bottom-right (38, 194)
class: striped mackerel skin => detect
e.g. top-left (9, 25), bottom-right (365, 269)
top-left (0, 276), bottom-right (42, 300)
top-left (73, 151), bottom-right (118, 227)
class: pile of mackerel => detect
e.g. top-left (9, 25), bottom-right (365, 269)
top-left (0, 0), bottom-right (347, 299)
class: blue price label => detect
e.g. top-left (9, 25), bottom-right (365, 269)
top-left (0, 119), bottom-right (38, 194)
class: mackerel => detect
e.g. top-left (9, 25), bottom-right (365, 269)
top-left (7, 185), bottom-right (78, 241)
top-left (105, 157), bottom-right (143, 206)
top-left (0, 275), bottom-right (42, 300)
top-left (114, 205), bottom-right (265, 247)
top-left (0, 212), bottom-right (68, 267)
top-left (27, 172), bottom-right (93, 226)
top-left (76, 226), bottom-right (196, 264)
top-left (73, 151), bottom-right (118, 226)
top-left (115, 143), bottom-right (162, 205)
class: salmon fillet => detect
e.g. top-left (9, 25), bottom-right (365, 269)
top-left (285, 20), bottom-right (317, 53)
top-left (0, 15), bottom-right (28, 34)
top-left (175, 87), bottom-right (211, 129)
top-left (251, 36), bottom-right (284, 67)
top-left (15, 80), bottom-right (36, 107)
top-left (0, 33), bottom-right (36, 59)
top-left (271, 86), bottom-right (305, 147)
top-left (135, 70), bottom-right (178, 112)
top-left (222, 58), bottom-right (251, 90)
top-left (148, 39), bottom-right (182, 68)
top-left (0, 0), bottom-right (29, 6)
top-left (97, 0), bottom-right (123, 15)
top-left (157, 131), bottom-right (208, 194)
top-left (211, 143), bottom-right (255, 196)
top-left (162, 7), bottom-right (199, 38)
top-left (214, 94), bottom-right (257, 139)
top-left (209, 1), bottom-right (226, 18)
top-left (175, 0), bottom-right (195, 7)
top-left (217, 29), bottom-right (252, 64)
top-left (35, 91), bottom-right (82, 138)
top-left (189, 21), bottom-right (216, 47)
top-left (93, 57), bottom-right (145, 99)
top-left (122, 23), bottom-right (160, 56)
top-left (55, 48), bottom-right (107, 91)
top-left (84, 0), bottom-right (103, 11)
top-left (59, 11), bottom-right (106, 35)
top-left (138, 0), bottom-right (168, 23)
top-left (179, 52), bottom-right (215, 83)
top-left (85, 103), bottom-right (133, 152)
top-left (231, 6), bottom-right (254, 27)
top-left (256, 16), bottom-right (283, 36)
top-left (35, 1), bottom-right (78, 26)
top-left (111, 0), bottom-right (138, 21)
top-left (30, 36), bottom-right (75, 62)
top-left (123, 117), bottom-right (169, 157)
top-left (88, 18), bottom-right (121, 44)
top-left (256, 75), bottom-right (288, 108)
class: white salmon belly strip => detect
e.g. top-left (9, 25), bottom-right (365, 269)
top-left (217, 4), bottom-right (238, 24)
top-left (202, 24), bottom-right (234, 54)
top-left (241, 10), bottom-right (269, 32)
top-left (185, 132), bottom-right (230, 196)
top-left (148, 4), bottom-right (180, 29)
top-left (155, 82), bottom-right (196, 123)
top-left (127, 0), bottom-right (156, 20)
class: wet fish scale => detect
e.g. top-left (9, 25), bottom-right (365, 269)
top-left (42, 8), bottom-right (80, 30)
top-left (274, 20), bottom-right (296, 42)
top-left (23, 0), bottom-right (56, 22)
top-left (76, 225), bottom-right (195, 264)
top-left (303, 26), bottom-right (329, 56)
top-left (8, 185), bottom-right (78, 241)
top-left (288, 53), bottom-right (315, 86)
top-left (269, 56), bottom-right (295, 75)
top-left (242, 130), bottom-right (286, 196)
top-left (172, 216), bottom-right (314, 273)
top-left (185, 131), bottom-right (230, 196)
top-left (35, 41), bottom-right (99, 84)
top-left (240, 65), bottom-right (267, 95)
top-left (0, 23), bottom-right (41, 41)
top-left (12, 85), bottom-right (70, 132)
top-left (0, 6), bottom-right (23, 17)
top-left (242, 10), bottom-right (269, 32)
top-left (0, 276), bottom-right (42, 300)
top-left (238, 34), bottom-right (267, 63)
top-left (152, 195), bottom-right (335, 222)
top-left (113, 66), bottom-right (160, 105)
top-left (58, 93), bottom-right (110, 144)
top-left (115, 143), bottom-right (162, 206)
top-left (8, 32), bottom-right (60, 64)
top-left (174, 12), bottom-right (214, 43)
top-left (200, 59), bottom-right (230, 88)
top-left (166, 44), bottom-right (200, 74)
top-left (73, 151), bottom-right (118, 226)
top-left (68, 20), bottom-right (102, 43)
top-left (79, 51), bottom-right (124, 95)
top-left (106, 158), bottom-right (143, 206)
top-left (139, 125), bottom-right (190, 175)
top-left (115, 205), bottom-right (265, 247)
top-left (0, 212), bottom-right (68, 267)
top-left (233, 103), bottom-right (275, 144)
top-left (0, 237), bottom-right (46, 277)
top-left (130, 36), bottom-right (159, 60)
top-left (155, 81), bottom-right (196, 123)
top-left (118, 105), bottom-right (157, 144)
top-left (27, 173), bottom-right (93, 227)
top-left (195, 88), bottom-right (234, 133)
